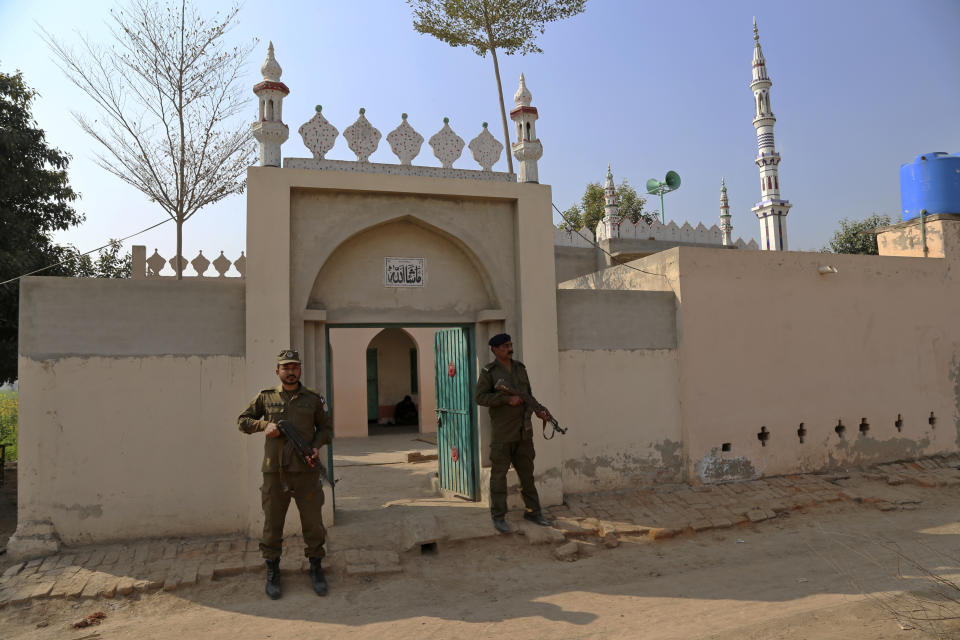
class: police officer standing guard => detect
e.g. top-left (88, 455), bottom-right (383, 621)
top-left (476, 334), bottom-right (553, 533)
top-left (238, 349), bottom-right (332, 599)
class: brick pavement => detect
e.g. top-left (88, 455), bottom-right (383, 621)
top-left (2, 454), bottom-right (959, 608)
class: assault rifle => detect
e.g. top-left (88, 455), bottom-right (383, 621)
top-left (493, 379), bottom-right (567, 439)
top-left (276, 419), bottom-right (323, 472)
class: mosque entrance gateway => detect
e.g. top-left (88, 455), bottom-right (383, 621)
top-left (321, 323), bottom-right (480, 515)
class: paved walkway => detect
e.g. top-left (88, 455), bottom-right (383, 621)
top-left (2, 454), bottom-right (959, 607)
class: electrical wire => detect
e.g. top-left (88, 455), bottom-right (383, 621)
top-left (551, 202), bottom-right (669, 279)
top-left (0, 217), bottom-right (173, 287)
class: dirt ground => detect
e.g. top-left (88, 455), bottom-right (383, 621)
top-left (2, 473), bottom-right (959, 640)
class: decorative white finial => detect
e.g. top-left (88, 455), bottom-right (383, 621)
top-left (753, 17), bottom-right (759, 42)
top-left (514, 73), bottom-right (532, 107)
top-left (261, 41), bottom-right (282, 82)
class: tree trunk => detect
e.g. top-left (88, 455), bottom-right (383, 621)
top-left (489, 45), bottom-right (514, 175)
top-left (176, 216), bottom-right (183, 280)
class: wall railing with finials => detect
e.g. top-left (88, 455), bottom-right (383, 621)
top-left (131, 245), bottom-right (246, 279)
top-left (284, 107), bottom-right (516, 183)
top-left (595, 218), bottom-right (759, 250)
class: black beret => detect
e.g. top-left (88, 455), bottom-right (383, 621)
top-left (488, 333), bottom-right (511, 347)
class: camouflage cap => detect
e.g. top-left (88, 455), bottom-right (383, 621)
top-left (277, 349), bottom-right (301, 365)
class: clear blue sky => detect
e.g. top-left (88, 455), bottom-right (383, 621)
top-left (1, 0), bottom-right (959, 263)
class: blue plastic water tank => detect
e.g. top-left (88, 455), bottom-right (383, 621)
top-left (900, 152), bottom-right (960, 221)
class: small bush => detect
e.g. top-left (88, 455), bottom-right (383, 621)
top-left (0, 391), bottom-right (17, 461)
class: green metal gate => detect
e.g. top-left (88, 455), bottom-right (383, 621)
top-left (434, 328), bottom-right (478, 500)
top-left (365, 348), bottom-right (378, 422)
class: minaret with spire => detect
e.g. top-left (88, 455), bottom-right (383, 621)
top-left (251, 42), bottom-right (290, 167)
top-left (750, 19), bottom-right (791, 250)
top-left (510, 74), bottom-right (543, 183)
top-left (719, 178), bottom-right (733, 246)
top-left (599, 164), bottom-right (622, 239)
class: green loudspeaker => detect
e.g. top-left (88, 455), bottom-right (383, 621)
top-left (644, 170), bottom-right (682, 223)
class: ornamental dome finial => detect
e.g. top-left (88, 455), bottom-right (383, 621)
top-left (753, 17), bottom-right (759, 43)
top-left (261, 41), bottom-right (282, 82)
top-left (514, 73), bottom-right (532, 107)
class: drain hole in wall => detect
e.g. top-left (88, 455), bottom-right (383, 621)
top-left (797, 423), bottom-right (806, 443)
top-left (721, 443), bottom-right (731, 452)
top-left (757, 427), bottom-right (769, 447)
top-left (859, 418), bottom-right (869, 437)
top-left (929, 412), bottom-right (936, 427)
top-left (895, 414), bottom-right (903, 432)
top-left (835, 420), bottom-right (845, 438)
top-left (421, 542), bottom-right (438, 555)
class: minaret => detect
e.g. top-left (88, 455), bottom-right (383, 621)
top-left (510, 74), bottom-right (543, 183)
top-left (599, 164), bottom-right (621, 239)
top-left (719, 178), bottom-right (733, 246)
top-left (251, 42), bottom-right (290, 167)
top-left (750, 19), bottom-right (791, 250)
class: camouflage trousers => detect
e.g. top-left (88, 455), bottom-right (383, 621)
top-left (259, 471), bottom-right (326, 560)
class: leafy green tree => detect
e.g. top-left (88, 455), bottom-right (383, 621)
top-left (822, 213), bottom-right (892, 255)
top-left (0, 69), bottom-right (84, 384)
top-left (408, 0), bottom-right (587, 175)
top-left (67, 240), bottom-right (132, 279)
top-left (43, 0), bottom-right (256, 279)
top-left (558, 179), bottom-right (655, 235)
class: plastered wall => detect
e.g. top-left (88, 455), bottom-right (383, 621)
top-left (558, 349), bottom-right (683, 493)
top-left (876, 215), bottom-right (960, 259)
top-left (557, 245), bottom-right (960, 486)
top-left (18, 356), bottom-right (247, 543)
top-left (17, 278), bottom-right (248, 544)
top-left (674, 247), bottom-right (960, 482)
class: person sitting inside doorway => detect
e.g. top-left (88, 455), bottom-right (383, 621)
top-left (394, 395), bottom-right (418, 425)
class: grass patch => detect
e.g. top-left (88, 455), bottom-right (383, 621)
top-left (0, 390), bottom-right (17, 462)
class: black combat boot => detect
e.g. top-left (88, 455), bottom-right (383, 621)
top-left (523, 511), bottom-right (553, 526)
top-left (492, 517), bottom-right (510, 534)
top-left (265, 559), bottom-right (281, 600)
top-left (309, 557), bottom-right (328, 596)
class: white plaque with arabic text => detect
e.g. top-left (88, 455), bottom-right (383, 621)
top-left (384, 257), bottom-right (425, 287)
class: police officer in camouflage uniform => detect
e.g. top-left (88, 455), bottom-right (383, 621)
top-left (476, 333), bottom-right (553, 534)
top-left (238, 349), bottom-right (332, 599)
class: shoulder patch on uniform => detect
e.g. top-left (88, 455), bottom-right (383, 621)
top-left (260, 388), bottom-right (275, 394)
top-left (482, 363), bottom-right (497, 372)
top-left (513, 360), bottom-right (526, 368)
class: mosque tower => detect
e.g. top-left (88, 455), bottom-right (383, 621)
top-left (750, 19), bottom-right (791, 250)
top-left (510, 74), bottom-right (543, 183)
top-left (251, 42), bottom-right (290, 167)
top-left (719, 178), bottom-right (733, 246)
top-left (597, 164), bottom-right (622, 240)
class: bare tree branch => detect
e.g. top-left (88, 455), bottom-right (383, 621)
top-left (40, 0), bottom-right (257, 278)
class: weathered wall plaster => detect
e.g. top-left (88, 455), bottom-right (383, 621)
top-left (557, 349), bottom-right (683, 493)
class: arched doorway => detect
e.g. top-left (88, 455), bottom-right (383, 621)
top-left (302, 216), bottom-right (507, 509)
top-left (366, 328), bottom-right (420, 435)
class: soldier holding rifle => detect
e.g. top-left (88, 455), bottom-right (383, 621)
top-left (238, 349), bottom-right (332, 599)
top-left (476, 333), bottom-right (554, 533)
